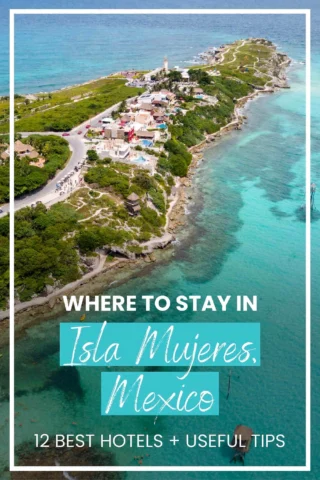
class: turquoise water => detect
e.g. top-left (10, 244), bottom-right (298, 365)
top-left (0, 1), bottom-right (319, 478)
top-left (141, 140), bottom-right (153, 147)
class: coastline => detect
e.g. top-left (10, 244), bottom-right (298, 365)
top-left (0, 41), bottom-right (291, 334)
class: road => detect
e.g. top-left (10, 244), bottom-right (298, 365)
top-left (0, 98), bottom-right (136, 217)
top-left (0, 133), bottom-right (86, 216)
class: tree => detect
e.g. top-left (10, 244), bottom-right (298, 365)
top-left (188, 69), bottom-right (211, 85)
top-left (133, 171), bottom-right (154, 191)
top-left (168, 154), bottom-right (188, 177)
top-left (168, 71), bottom-right (183, 82)
top-left (118, 100), bottom-right (127, 112)
top-left (87, 149), bottom-right (99, 162)
top-left (77, 229), bottom-right (100, 253)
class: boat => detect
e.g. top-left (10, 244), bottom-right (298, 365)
top-left (230, 424), bottom-right (253, 465)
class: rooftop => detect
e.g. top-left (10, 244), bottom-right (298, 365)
top-left (14, 140), bottom-right (34, 154)
top-left (127, 192), bottom-right (140, 201)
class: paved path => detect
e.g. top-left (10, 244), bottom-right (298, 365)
top-left (0, 97), bottom-right (137, 217)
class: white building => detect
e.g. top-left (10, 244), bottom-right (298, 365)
top-left (97, 140), bottom-right (131, 160)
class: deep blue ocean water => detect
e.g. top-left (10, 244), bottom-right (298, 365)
top-left (0, 1), bottom-right (319, 478)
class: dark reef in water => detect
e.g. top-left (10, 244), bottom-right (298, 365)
top-left (12, 440), bottom-right (124, 479)
top-left (13, 367), bottom-right (85, 402)
top-left (295, 207), bottom-right (320, 222)
top-left (270, 206), bottom-right (292, 218)
top-left (40, 367), bottom-right (85, 401)
top-left (175, 174), bottom-right (244, 285)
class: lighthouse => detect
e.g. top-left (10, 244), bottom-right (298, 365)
top-left (163, 56), bottom-right (169, 73)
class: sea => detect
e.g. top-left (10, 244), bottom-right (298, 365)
top-left (0, 1), bottom-right (319, 479)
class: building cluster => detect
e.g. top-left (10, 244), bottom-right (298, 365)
top-left (91, 87), bottom-right (180, 172)
top-left (87, 56), bottom-right (219, 176)
top-left (1, 140), bottom-right (45, 167)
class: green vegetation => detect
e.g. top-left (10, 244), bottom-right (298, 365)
top-left (217, 66), bottom-right (268, 87)
top-left (85, 164), bottom-right (130, 198)
top-left (188, 69), bottom-right (212, 85)
top-left (158, 139), bottom-right (193, 177)
top-left (0, 203), bottom-right (80, 304)
top-left (87, 149), bottom-right (99, 162)
top-left (84, 162), bottom-right (168, 216)
top-left (0, 135), bottom-right (70, 203)
top-left (111, 99), bottom-right (128, 119)
top-left (168, 71), bottom-right (183, 82)
top-left (0, 79), bottom-right (142, 133)
top-left (0, 216), bottom-right (9, 308)
top-left (0, 162), bottom-right (9, 203)
top-left (0, 98), bottom-right (9, 129)
top-left (77, 226), bottom-right (131, 254)
top-left (194, 40), bottom-right (272, 87)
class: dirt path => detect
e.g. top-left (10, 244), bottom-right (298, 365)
top-left (218, 39), bottom-right (246, 65)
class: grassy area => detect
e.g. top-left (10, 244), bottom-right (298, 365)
top-left (0, 78), bottom-right (144, 133)
top-left (185, 41), bottom-right (273, 89)
top-left (216, 66), bottom-right (269, 86)
top-left (215, 40), bottom-right (273, 77)
top-left (0, 97), bottom-right (9, 126)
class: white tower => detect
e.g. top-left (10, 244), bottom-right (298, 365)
top-left (163, 56), bottom-right (169, 73)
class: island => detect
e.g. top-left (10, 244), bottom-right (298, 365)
top-left (0, 38), bottom-right (290, 321)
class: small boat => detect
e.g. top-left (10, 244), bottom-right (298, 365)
top-left (230, 424), bottom-right (253, 465)
top-left (80, 314), bottom-right (86, 322)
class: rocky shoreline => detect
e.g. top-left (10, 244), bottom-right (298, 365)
top-left (0, 40), bottom-right (291, 338)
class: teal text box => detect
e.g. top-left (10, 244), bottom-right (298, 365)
top-left (60, 322), bottom-right (260, 367)
top-left (101, 372), bottom-right (219, 415)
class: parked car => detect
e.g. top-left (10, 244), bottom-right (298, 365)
top-left (0, 209), bottom-right (3, 214)
top-left (78, 130), bottom-right (82, 135)
top-left (62, 133), bottom-right (70, 136)
top-left (85, 124), bottom-right (91, 128)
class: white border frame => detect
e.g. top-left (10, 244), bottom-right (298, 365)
top-left (9, 8), bottom-right (311, 472)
